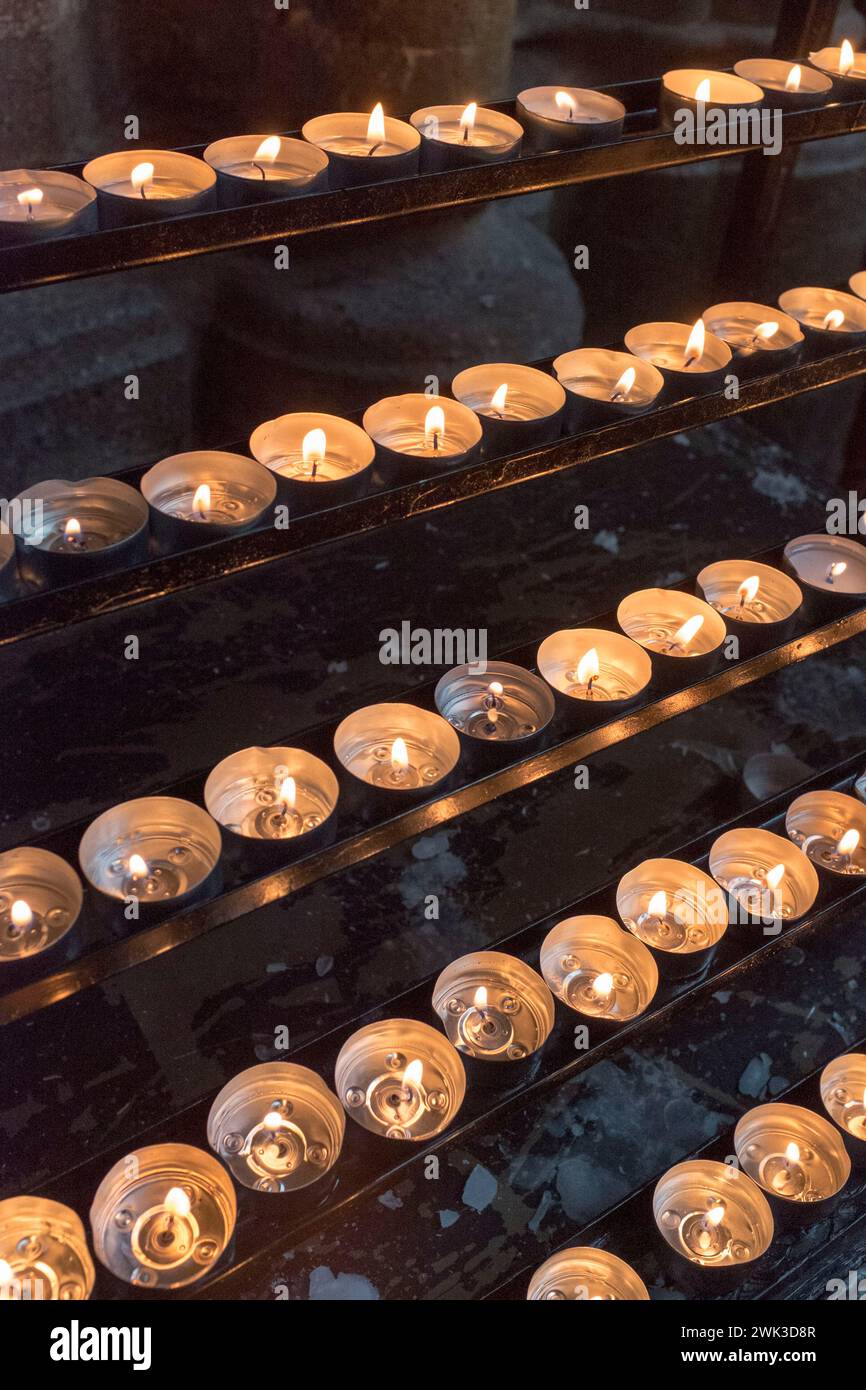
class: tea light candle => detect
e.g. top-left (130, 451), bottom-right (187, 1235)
top-left (207, 1062), bottom-right (345, 1193)
top-left (617, 589), bottom-right (726, 683)
top-left (0, 847), bottom-right (83, 964)
top-left (820, 1053), bottom-right (866, 1145)
top-left (515, 86), bottom-right (626, 151)
top-left (783, 533), bottom-right (866, 602)
top-left (654, 1160), bottom-right (774, 1267)
top-left (808, 41), bottom-right (866, 99)
top-left (410, 103), bottom-right (523, 171)
top-left (785, 790), bottom-right (866, 877)
top-left (658, 69), bottom-right (763, 131)
top-left (540, 914), bottom-right (658, 1022)
top-left (89, 1143), bottom-right (236, 1289)
top-left (696, 559), bottom-right (802, 655)
top-left (0, 168), bottom-right (97, 245)
top-left (527, 1247), bottom-right (649, 1301)
top-left (82, 149), bottom-right (216, 227)
top-left (624, 318), bottom-right (732, 392)
top-left (203, 135), bottom-right (329, 206)
top-left (141, 451), bottom-right (276, 547)
top-left (204, 745), bottom-right (339, 848)
top-left (434, 660), bottom-right (554, 745)
top-left (777, 287), bottom-right (866, 345)
top-left (249, 411), bottom-right (375, 509)
top-left (451, 363), bottom-right (566, 453)
top-left (617, 859), bottom-right (728, 956)
top-left (701, 301), bottom-right (804, 373)
top-left (335, 1019), bottom-right (465, 1141)
top-left (850, 270), bottom-right (866, 302)
top-left (333, 702), bottom-right (460, 797)
top-left (12, 477), bottom-right (150, 583)
top-left (708, 828), bottom-right (819, 925)
top-left (432, 950), bottom-right (555, 1062)
top-left (302, 104), bottom-right (420, 189)
top-left (79, 796), bottom-right (221, 905)
top-left (362, 394), bottom-right (482, 477)
top-left (733, 59), bottom-right (832, 109)
top-left (0, 1198), bottom-right (94, 1301)
top-left (552, 348), bottom-right (664, 430)
top-left (537, 627), bottom-right (653, 707)
top-left (734, 1103), bottom-right (851, 1204)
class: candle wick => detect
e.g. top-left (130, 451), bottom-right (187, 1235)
top-left (311, 458), bottom-right (318, 479)
top-left (367, 142), bottom-right (383, 156)
top-left (253, 162), bottom-right (266, 180)
top-left (462, 125), bottom-right (470, 144)
top-left (432, 431), bottom-right (439, 452)
top-left (140, 185), bottom-right (147, 199)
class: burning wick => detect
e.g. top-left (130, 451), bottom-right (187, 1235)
top-left (131, 161), bottom-right (155, 199)
top-left (751, 321), bottom-right (778, 346)
top-left (484, 680), bottom-right (504, 728)
top-left (576, 646), bottom-right (600, 696)
top-left (837, 828), bottom-right (860, 859)
top-left (302, 427), bottom-right (327, 481)
top-left (424, 404), bottom-right (445, 453)
top-left (63, 517), bottom-right (83, 546)
top-left (278, 776), bottom-right (296, 817)
top-left (366, 102), bottom-right (386, 155)
top-left (490, 382), bottom-right (509, 419)
top-left (669, 614), bottom-right (704, 652)
top-left (9, 899), bottom-right (33, 934)
top-left (695, 78), bottom-right (712, 103)
top-left (785, 64), bottom-right (802, 92)
top-left (192, 483), bottom-right (211, 519)
top-left (737, 575), bottom-right (760, 611)
top-left (609, 365), bottom-right (636, 403)
top-left (252, 135), bottom-right (281, 179)
top-left (840, 38), bottom-right (855, 76)
top-left (460, 102), bottom-right (477, 144)
top-left (827, 560), bottom-right (847, 585)
top-left (555, 90), bottom-right (576, 120)
top-left (822, 308), bottom-right (845, 331)
top-left (683, 317), bottom-right (706, 368)
top-left (128, 853), bottom-right (149, 882)
top-left (17, 187), bottom-right (43, 219)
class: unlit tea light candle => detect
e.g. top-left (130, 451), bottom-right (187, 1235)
top-left (552, 347), bottom-right (664, 428)
top-left (540, 914), bottom-right (658, 1021)
top-left (451, 362), bottom-right (565, 452)
top-left (785, 790), bottom-right (866, 876)
top-left (432, 950), bottom-right (554, 1062)
top-left (734, 1103), bottom-right (851, 1203)
top-left (527, 1247), bottom-right (649, 1301)
top-left (625, 317), bottom-right (732, 389)
top-left (778, 287), bottom-right (866, 343)
top-left (821, 1053), bottom-right (866, 1145)
top-left (410, 103), bottom-right (523, 171)
top-left (516, 86), bottom-right (626, 150)
top-left (333, 702), bottom-right (460, 794)
top-left (654, 1160), bottom-right (774, 1267)
top-left (336, 1019), bottom-right (465, 1141)
top-left (783, 533), bottom-right (866, 598)
top-left (537, 627), bottom-right (653, 705)
top-left (709, 827), bottom-right (818, 924)
top-left (0, 168), bottom-right (97, 245)
top-left (82, 149), bottom-right (216, 226)
top-left (249, 411), bottom-right (374, 505)
top-left (0, 1198), bottom-right (94, 1301)
top-left (734, 59), bottom-right (832, 109)
top-left (79, 796), bottom-right (221, 904)
top-left (302, 104), bottom-right (420, 188)
top-left (617, 858), bottom-right (728, 955)
top-left (204, 746), bottom-right (339, 843)
top-left (203, 135), bottom-right (329, 205)
top-left (0, 847), bottom-right (83, 964)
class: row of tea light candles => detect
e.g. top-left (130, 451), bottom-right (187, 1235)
top-left (2, 42), bottom-right (865, 242)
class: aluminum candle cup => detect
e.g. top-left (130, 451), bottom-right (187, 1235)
top-left (537, 627), bottom-right (653, 712)
top-left (451, 363), bottom-right (565, 454)
top-left (203, 135), bottom-right (329, 206)
top-left (540, 915), bottom-right (658, 1023)
top-left (820, 1053), bottom-right (866, 1161)
top-left (410, 104), bottom-right (523, 171)
top-left (658, 69), bottom-right (763, 131)
top-left (708, 828), bottom-right (818, 928)
top-left (333, 702), bottom-right (460, 801)
top-left (302, 108), bottom-right (420, 189)
top-left (850, 270), bottom-right (866, 302)
top-left (362, 394), bottom-right (482, 480)
top-left (783, 533), bottom-right (866, 618)
top-left (141, 451), bottom-right (276, 547)
top-left (335, 1019), bottom-right (465, 1141)
top-left (808, 44), bottom-right (866, 100)
top-left (12, 477), bottom-right (149, 583)
top-left (696, 559), bottom-right (802, 656)
top-left (516, 86), bottom-right (626, 151)
top-left (0, 848), bottom-right (83, 964)
top-left (79, 796), bottom-right (221, 908)
top-left (0, 168), bottom-right (97, 246)
top-left (249, 411), bottom-right (375, 510)
top-left (432, 950), bottom-right (555, 1063)
top-left (785, 790), bottom-right (866, 877)
top-left (90, 1143), bottom-right (236, 1290)
top-left (616, 589), bottom-right (726, 686)
top-left (734, 1104), bottom-right (851, 1206)
top-left (204, 746), bottom-right (339, 860)
top-left (434, 661), bottom-right (554, 751)
top-left (733, 58), bottom-right (832, 110)
top-left (82, 149), bottom-right (216, 227)
top-left (778, 287), bottom-right (866, 348)
top-left (701, 302), bottom-right (804, 376)
top-left (207, 1063), bottom-right (345, 1193)
top-left (624, 320), bottom-right (732, 394)
top-left (616, 859), bottom-right (728, 976)
top-left (552, 348), bottom-right (664, 430)
top-left (653, 1160), bottom-right (774, 1269)
top-left (527, 1247), bottom-right (649, 1301)
top-left (0, 1198), bottom-right (94, 1301)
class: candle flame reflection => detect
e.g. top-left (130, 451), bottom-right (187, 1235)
top-left (10, 900), bottom-right (33, 929)
top-left (673, 613), bottom-right (704, 647)
top-left (784, 64), bottom-right (802, 92)
top-left (840, 39), bottom-right (855, 76)
top-left (837, 828), bottom-right (860, 856)
top-left (487, 681), bottom-right (504, 698)
top-left (822, 308), bottom-right (845, 330)
top-left (367, 102), bottom-right (386, 144)
top-left (683, 317), bottom-right (706, 366)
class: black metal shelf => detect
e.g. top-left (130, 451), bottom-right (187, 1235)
top-left (2, 80), bottom-right (865, 295)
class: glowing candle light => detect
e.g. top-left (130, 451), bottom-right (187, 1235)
top-left (683, 317), bottom-right (706, 367)
top-left (192, 483), bottom-right (211, 519)
top-left (737, 575), bottom-right (760, 609)
top-left (752, 321), bottom-right (779, 344)
top-left (252, 136), bottom-right (281, 178)
top-left (609, 365), bottom-right (636, 402)
top-left (592, 971), bottom-right (614, 998)
top-left (301, 428), bottom-right (327, 479)
top-left (366, 102), bottom-right (386, 152)
top-left (424, 404), bottom-right (446, 453)
top-left (460, 102), bottom-right (478, 143)
top-left (827, 560), bottom-right (848, 583)
top-left (695, 78), bottom-right (712, 102)
top-left (840, 38), bottom-right (855, 75)
top-left (823, 308), bottom-right (845, 331)
top-left (490, 382), bottom-right (509, 416)
top-left (128, 854), bottom-right (149, 880)
top-left (9, 899), bottom-right (33, 932)
top-left (671, 614), bottom-right (704, 650)
top-left (131, 161), bottom-right (155, 199)
top-left (837, 828), bottom-right (860, 857)
top-left (576, 646), bottom-right (600, 696)
top-left (16, 187), bottom-right (43, 219)
top-left (63, 517), bottom-right (82, 545)
top-left (555, 90), bottom-right (576, 120)
top-left (278, 776), bottom-right (296, 815)
top-left (391, 736), bottom-right (409, 775)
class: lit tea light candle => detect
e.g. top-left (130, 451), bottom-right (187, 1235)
top-left (820, 1053), bottom-right (866, 1147)
top-left (808, 40), bottom-right (866, 98)
top-left (785, 789), bottom-right (866, 877)
top-left (334, 702), bottom-right (460, 797)
top-left (540, 914), bottom-right (658, 1022)
top-left (82, 149), bottom-right (216, 227)
top-left (205, 745), bottom-right (339, 848)
top-left (432, 950), bottom-right (554, 1062)
top-left (250, 410), bottom-right (375, 508)
top-left (90, 1143), bottom-right (236, 1289)
top-left (79, 796), bottom-right (221, 906)
top-left (783, 533), bottom-right (866, 604)
top-left (702, 301), bottom-right (804, 372)
top-left (617, 859), bottom-right (728, 957)
top-left (709, 827), bottom-right (818, 925)
top-left (451, 362), bottom-right (565, 453)
top-left (617, 589), bottom-right (726, 682)
top-left (777, 287), bottom-right (866, 344)
top-left (696, 559), bottom-right (802, 654)
top-left (537, 627), bottom-right (653, 707)
top-left (0, 847), bottom-right (84, 964)
top-left (336, 1019), bottom-right (465, 1141)
top-left (208, 1062), bottom-right (345, 1193)
top-left (654, 1160), bottom-right (773, 1268)
top-left (734, 1103), bottom-right (851, 1205)
top-left (0, 1198), bottom-right (94, 1301)
top-left (12, 476), bottom-right (149, 582)
top-left (203, 133), bottom-right (329, 205)
top-left (410, 102), bottom-right (523, 171)
top-left (733, 58), bottom-right (832, 109)
top-left (552, 347), bottom-right (664, 428)
top-left (363, 393), bottom-right (482, 477)
top-left (434, 660), bottom-right (554, 745)
top-left (516, 85), bottom-right (626, 150)
top-left (302, 103), bottom-right (421, 188)
top-left (658, 69), bottom-right (763, 130)
top-left (625, 318), bottom-right (732, 391)
top-left (0, 168), bottom-right (97, 245)
top-left (141, 451), bottom-right (276, 546)
top-left (527, 1247), bottom-right (649, 1301)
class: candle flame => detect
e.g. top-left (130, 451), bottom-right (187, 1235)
top-left (648, 889), bottom-right (668, 917)
top-left (784, 64), bottom-right (802, 92)
top-left (737, 575), bottom-right (760, 605)
top-left (829, 560), bottom-right (848, 579)
top-left (785, 1141), bottom-right (801, 1163)
top-left (474, 985), bottom-right (488, 1010)
top-left (263, 1110), bottom-right (284, 1128)
top-left (837, 828), bottom-right (860, 856)
top-left (491, 382), bottom-right (509, 413)
top-left (555, 90), bottom-right (576, 119)
top-left (254, 136), bottom-right (281, 163)
top-left (367, 102), bottom-right (386, 144)
top-left (705, 1203), bottom-right (725, 1227)
top-left (424, 404), bottom-right (445, 449)
top-left (131, 161), bottom-right (155, 193)
top-left (765, 863), bottom-right (785, 891)
top-left (695, 78), bottom-right (712, 102)
top-left (673, 614), bottom-right (704, 647)
top-left (754, 321), bottom-right (779, 341)
top-left (460, 102), bottom-right (478, 139)
top-left (576, 646), bottom-right (600, 686)
top-left (840, 39), bottom-right (855, 76)
top-left (10, 899), bottom-right (33, 929)
top-left (164, 1186), bottom-right (191, 1219)
top-left (192, 483), bottom-right (211, 516)
top-left (0, 1259), bottom-right (12, 1285)
top-left (391, 736), bottom-right (409, 771)
top-left (684, 317), bottom-right (706, 365)
top-left (17, 187), bottom-right (43, 208)
top-left (487, 680), bottom-right (504, 698)
top-left (403, 1058), bottom-right (423, 1089)
top-left (593, 971), bottom-right (614, 997)
top-left (279, 775), bottom-right (296, 810)
top-left (64, 517), bottom-right (81, 537)
top-left (302, 428), bottom-right (326, 465)
top-left (128, 853), bottom-right (149, 878)
top-left (612, 365), bottom-right (636, 399)
top-left (822, 308), bottom-right (845, 331)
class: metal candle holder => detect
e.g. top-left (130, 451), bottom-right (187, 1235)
top-left (333, 702), bottom-right (461, 799)
top-left (141, 451), bottom-right (276, 548)
top-left (516, 86), bottom-right (626, 150)
top-left (617, 589), bottom-right (726, 685)
top-left (0, 847), bottom-right (83, 963)
top-left (696, 558), bottom-right (802, 655)
top-left (0, 1197), bottom-right (94, 1301)
top-left (708, 828), bottom-right (819, 927)
top-left (653, 1159), bottom-right (774, 1268)
top-left (540, 914), bottom-right (658, 1022)
top-left (301, 111), bottom-right (420, 189)
top-left (204, 745), bottom-right (339, 858)
top-left (79, 796), bottom-right (221, 906)
top-left (362, 393), bottom-right (483, 480)
top-left (432, 950), bottom-right (555, 1062)
top-left (82, 149), bottom-right (217, 227)
top-left (734, 1103), bottom-right (851, 1204)
top-left (12, 476), bottom-right (150, 583)
top-left (526, 1246), bottom-right (649, 1301)
top-left (701, 301), bottom-right (804, 376)
top-left (434, 660), bottom-right (554, 749)
top-left (451, 362), bottom-right (565, 454)
top-left (207, 1062), bottom-right (345, 1193)
top-left (785, 789), bottom-right (866, 877)
top-left (552, 347), bottom-right (664, 429)
top-left (0, 168), bottom-right (97, 246)
top-left (410, 104), bottom-right (523, 171)
top-left (616, 858), bottom-right (728, 964)
top-left (778, 287), bottom-right (866, 348)
top-left (249, 411), bottom-right (375, 510)
top-left (203, 135), bottom-right (329, 206)
top-left (537, 626), bottom-right (654, 710)
top-left (335, 1019), bottom-right (465, 1141)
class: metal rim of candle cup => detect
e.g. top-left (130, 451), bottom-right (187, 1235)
top-left (819, 1053), bottom-right (866, 1143)
top-left (850, 270), bottom-right (866, 303)
top-left (733, 1103), bottom-right (852, 1203)
top-left (434, 660), bottom-right (554, 745)
top-left (78, 796), bottom-right (222, 903)
top-left (515, 87), bottom-right (626, 149)
top-left (733, 58), bottom-right (833, 104)
top-left (431, 950), bottom-right (555, 1061)
top-left (207, 1062), bottom-right (345, 1193)
top-left (362, 393), bottom-right (483, 469)
top-left (89, 1142), bottom-right (236, 1290)
top-left (82, 149), bottom-right (217, 225)
top-left (782, 533), bottom-right (866, 598)
top-left (784, 790), bottom-right (866, 877)
top-left (141, 451), bottom-right (277, 535)
top-left (653, 1160), bottom-right (774, 1267)
top-left (708, 827), bottom-right (819, 925)
top-left (333, 702), bottom-right (461, 794)
top-left (0, 168), bottom-right (97, 245)
top-left (0, 1196), bottom-right (95, 1301)
top-left (808, 46), bottom-right (866, 95)
top-left (617, 858), bottom-right (728, 955)
top-left (334, 1018), bottom-right (466, 1141)
top-left (249, 411), bottom-right (375, 498)
top-left (700, 302), bottom-right (804, 368)
top-left (451, 363), bottom-right (566, 445)
top-left (778, 287), bottom-right (866, 341)
top-left (203, 745), bottom-right (339, 843)
top-left (11, 476), bottom-right (150, 566)
top-left (624, 322), bottom-right (732, 385)
top-left (696, 559), bottom-right (803, 630)
top-left (202, 135), bottom-right (330, 203)
top-left (537, 626), bottom-right (653, 706)
top-left (540, 914), bottom-right (658, 1021)
top-left (0, 846), bottom-right (83, 963)
top-left (409, 105), bottom-right (523, 170)
top-left (552, 347), bottom-right (664, 422)
top-left (616, 589), bottom-right (727, 658)
top-left (526, 1246), bottom-right (650, 1301)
